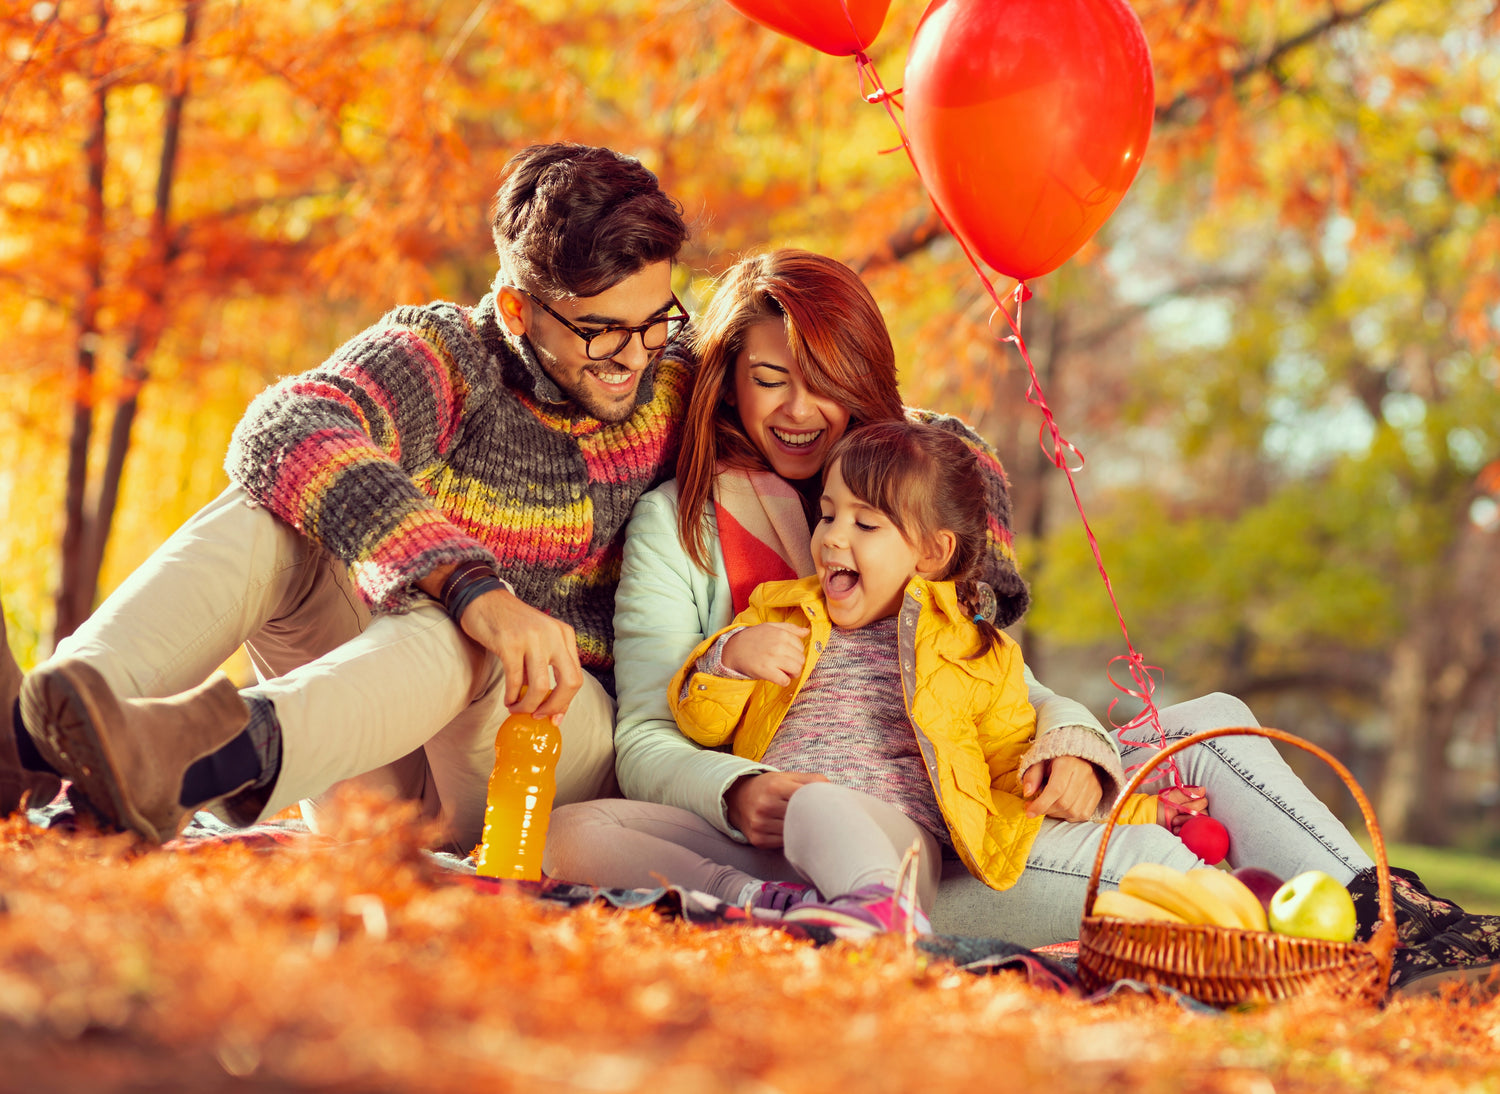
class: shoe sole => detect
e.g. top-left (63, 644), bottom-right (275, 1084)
top-left (21, 664), bottom-right (162, 844)
top-left (783, 906), bottom-right (886, 940)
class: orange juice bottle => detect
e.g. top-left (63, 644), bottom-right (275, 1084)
top-left (474, 713), bottom-right (561, 880)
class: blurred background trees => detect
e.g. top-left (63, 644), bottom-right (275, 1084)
top-left (2, 0), bottom-right (1497, 848)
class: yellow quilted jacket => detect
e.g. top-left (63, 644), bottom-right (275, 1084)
top-left (669, 574), bottom-right (1057, 891)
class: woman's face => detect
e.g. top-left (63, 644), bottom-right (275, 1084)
top-left (729, 318), bottom-right (852, 482)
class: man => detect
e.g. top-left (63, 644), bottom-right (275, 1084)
top-left (0, 142), bottom-right (692, 851)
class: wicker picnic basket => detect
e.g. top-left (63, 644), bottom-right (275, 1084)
top-left (1077, 726), bottom-right (1397, 1008)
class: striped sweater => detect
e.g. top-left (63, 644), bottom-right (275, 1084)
top-left (225, 294), bottom-right (691, 692)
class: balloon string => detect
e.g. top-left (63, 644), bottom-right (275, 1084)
top-left (836, 0), bottom-right (864, 59)
top-left (850, 53), bottom-right (1181, 791)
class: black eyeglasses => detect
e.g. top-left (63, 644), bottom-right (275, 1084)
top-left (520, 289), bottom-right (689, 361)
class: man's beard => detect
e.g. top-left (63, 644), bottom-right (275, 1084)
top-left (533, 343), bottom-right (643, 424)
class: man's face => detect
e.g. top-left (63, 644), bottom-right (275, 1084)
top-left (498, 261), bottom-right (677, 424)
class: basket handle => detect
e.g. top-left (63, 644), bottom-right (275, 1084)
top-left (1082, 725), bottom-right (1397, 960)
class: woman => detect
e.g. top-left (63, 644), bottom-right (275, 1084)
top-left (547, 250), bottom-right (1499, 996)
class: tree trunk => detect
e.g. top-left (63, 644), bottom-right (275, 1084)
top-left (53, 0), bottom-right (111, 644)
top-left (1377, 625), bottom-right (1456, 845)
top-left (81, 1), bottom-right (196, 596)
top-left (54, 2), bottom-right (195, 644)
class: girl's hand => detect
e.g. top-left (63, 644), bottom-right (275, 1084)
top-left (722, 623), bottom-right (810, 686)
top-left (1022, 756), bottom-right (1104, 821)
top-left (725, 771), bottom-right (830, 847)
top-left (1157, 785), bottom-right (1209, 833)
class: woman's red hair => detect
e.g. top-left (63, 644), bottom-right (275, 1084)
top-left (675, 249), bottom-right (904, 571)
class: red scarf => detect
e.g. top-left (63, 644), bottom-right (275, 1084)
top-left (712, 467), bottom-right (816, 614)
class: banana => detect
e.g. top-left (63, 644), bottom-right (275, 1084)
top-left (1091, 889), bottom-right (1190, 924)
top-left (1118, 862), bottom-right (1244, 929)
top-left (1188, 868), bottom-right (1270, 932)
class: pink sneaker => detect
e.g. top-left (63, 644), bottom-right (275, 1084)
top-left (783, 884), bottom-right (932, 939)
top-left (743, 880), bottom-right (818, 918)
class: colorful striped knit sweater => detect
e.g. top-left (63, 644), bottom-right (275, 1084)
top-left (225, 294), bottom-right (691, 692)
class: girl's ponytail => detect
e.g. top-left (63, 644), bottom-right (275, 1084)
top-left (954, 579), bottom-right (1002, 660)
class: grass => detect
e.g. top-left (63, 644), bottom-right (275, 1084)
top-left (2, 799), bottom-right (1498, 1093)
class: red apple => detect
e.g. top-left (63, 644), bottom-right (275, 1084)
top-left (1179, 814), bottom-right (1230, 865)
top-left (1232, 866), bottom-right (1286, 912)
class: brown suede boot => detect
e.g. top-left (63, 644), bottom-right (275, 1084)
top-left (20, 659), bottom-right (252, 844)
top-left (1, 604), bottom-right (62, 816)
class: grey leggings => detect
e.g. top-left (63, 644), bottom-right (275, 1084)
top-left (545, 781), bottom-right (943, 911)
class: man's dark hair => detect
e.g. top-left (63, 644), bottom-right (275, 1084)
top-left (491, 142), bottom-right (689, 299)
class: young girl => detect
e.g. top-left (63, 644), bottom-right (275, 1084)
top-left (663, 420), bottom-right (1182, 936)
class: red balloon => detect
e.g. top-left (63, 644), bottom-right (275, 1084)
top-left (903, 0), bottom-right (1155, 281)
top-left (724, 0), bottom-right (893, 56)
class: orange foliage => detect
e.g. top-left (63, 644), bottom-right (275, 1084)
top-left (1, 794), bottom-right (1497, 1091)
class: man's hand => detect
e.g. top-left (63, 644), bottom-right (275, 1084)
top-left (1157, 785), bottom-right (1209, 833)
top-left (721, 622), bottom-right (809, 686)
top-left (725, 770), bottom-right (829, 848)
top-left (420, 565), bottom-right (582, 722)
top-left (1022, 756), bottom-right (1105, 821)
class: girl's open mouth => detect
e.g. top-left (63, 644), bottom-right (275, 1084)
top-left (824, 566), bottom-right (859, 596)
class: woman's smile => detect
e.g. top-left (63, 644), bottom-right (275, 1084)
top-left (770, 426), bottom-right (824, 449)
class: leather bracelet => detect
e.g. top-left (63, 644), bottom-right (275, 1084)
top-left (439, 559), bottom-right (496, 605)
top-left (446, 574), bottom-right (506, 625)
top-left (436, 559), bottom-right (509, 625)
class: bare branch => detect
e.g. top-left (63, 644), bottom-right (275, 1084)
top-left (850, 208), bottom-right (946, 275)
top-left (1157, 0), bottom-right (1398, 125)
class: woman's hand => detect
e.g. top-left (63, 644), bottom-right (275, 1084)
top-left (1157, 785), bottom-right (1209, 833)
top-left (1022, 756), bottom-right (1104, 821)
top-left (725, 771), bottom-right (829, 847)
top-left (722, 623), bottom-right (810, 686)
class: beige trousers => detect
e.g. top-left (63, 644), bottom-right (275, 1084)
top-left (48, 487), bottom-right (616, 850)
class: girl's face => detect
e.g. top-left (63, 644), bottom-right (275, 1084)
top-left (811, 461), bottom-right (952, 629)
top-left (729, 318), bottom-right (852, 482)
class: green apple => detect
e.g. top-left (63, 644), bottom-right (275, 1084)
top-left (1267, 870), bottom-right (1358, 942)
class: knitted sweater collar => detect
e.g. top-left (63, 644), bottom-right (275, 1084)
top-left (474, 293), bottom-right (659, 416)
